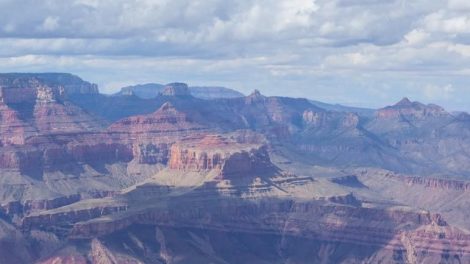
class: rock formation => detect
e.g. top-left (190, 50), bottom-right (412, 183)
top-left (0, 73), bottom-right (470, 263)
top-left (376, 97), bottom-right (449, 120)
top-left (0, 73), bottom-right (98, 104)
top-left (108, 102), bottom-right (206, 136)
top-left (168, 134), bottom-right (274, 178)
top-left (159, 83), bottom-right (191, 97)
top-left (116, 83), bottom-right (244, 99)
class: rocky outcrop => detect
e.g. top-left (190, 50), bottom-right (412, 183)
top-left (159, 83), bottom-right (191, 97)
top-left (108, 102), bottom-right (207, 137)
top-left (0, 74), bottom-right (97, 105)
top-left (168, 134), bottom-right (275, 178)
top-left (376, 97), bottom-right (449, 120)
top-left (108, 102), bottom-right (211, 166)
top-left (245, 89), bottom-right (265, 104)
top-left (0, 73), bottom-right (98, 98)
top-left (108, 102), bottom-right (210, 165)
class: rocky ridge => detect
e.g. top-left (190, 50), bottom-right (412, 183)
top-left (116, 82), bottom-right (244, 99)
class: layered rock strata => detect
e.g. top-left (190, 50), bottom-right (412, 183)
top-left (168, 134), bottom-right (274, 178)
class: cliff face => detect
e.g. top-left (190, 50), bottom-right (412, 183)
top-left (0, 73), bottom-right (102, 143)
top-left (108, 102), bottom-right (211, 166)
top-left (302, 110), bottom-right (359, 129)
top-left (0, 74), bottom-right (113, 176)
top-left (0, 75), bottom-right (150, 216)
top-left (0, 102), bottom-right (36, 145)
top-left (0, 73), bottom-right (97, 105)
top-left (108, 102), bottom-right (206, 136)
top-left (168, 134), bottom-right (274, 179)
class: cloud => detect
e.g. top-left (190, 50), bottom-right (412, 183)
top-left (0, 0), bottom-right (470, 111)
top-left (404, 29), bottom-right (429, 45)
top-left (423, 84), bottom-right (455, 100)
top-left (39, 16), bottom-right (60, 32)
top-left (448, 0), bottom-right (470, 10)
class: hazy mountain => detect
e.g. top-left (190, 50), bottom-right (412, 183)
top-left (115, 82), bottom-right (244, 99)
top-left (310, 99), bottom-right (375, 116)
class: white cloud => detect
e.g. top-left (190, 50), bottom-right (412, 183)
top-left (448, 0), bottom-right (470, 10)
top-left (444, 43), bottom-right (470, 57)
top-left (423, 10), bottom-right (470, 34)
top-left (423, 84), bottom-right (455, 100)
top-left (39, 16), bottom-right (60, 32)
top-left (1, 0), bottom-right (470, 110)
top-left (404, 29), bottom-right (429, 45)
top-left (74, 0), bottom-right (100, 8)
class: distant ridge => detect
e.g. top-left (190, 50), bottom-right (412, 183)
top-left (309, 99), bottom-right (375, 116)
top-left (114, 82), bottom-right (244, 99)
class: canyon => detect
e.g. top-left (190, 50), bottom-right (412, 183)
top-left (0, 73), bottom-right (470, 263)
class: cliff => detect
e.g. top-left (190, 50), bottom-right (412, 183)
top-left (168, 134), bottom-right (275, 179)
top-left (108, 102), bottom-right (207, 137)
top-left (159, 83), bottom-right (191, 97)
top-left (0, 73), bottom-right (98, 104)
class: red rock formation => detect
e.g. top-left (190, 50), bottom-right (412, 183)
top-left (107, 102), bottom-right (211, 165)
top-left (0, 73), bottom-right (98, 100)
top-left (168, 134), bottom-right (274, 178)
top-left (33, 101), bottom-right (102, 133)
top-left (109, 102), bottom-right (207, 137)
top-left (0, 102), bottom-right (36, 145)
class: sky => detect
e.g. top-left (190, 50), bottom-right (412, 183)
top-left (1, 0), bottom-right (470, 110)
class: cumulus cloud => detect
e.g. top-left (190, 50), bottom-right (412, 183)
top-left (0, 0), bottom-right (469, 110)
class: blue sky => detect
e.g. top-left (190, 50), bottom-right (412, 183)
top-left (1, 0), bottom-right (470, 110)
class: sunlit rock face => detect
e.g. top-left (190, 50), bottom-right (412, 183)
top-left (168, 134), bottom-right (274, 179)
top-left (0, 73), bottom-right (98, 103)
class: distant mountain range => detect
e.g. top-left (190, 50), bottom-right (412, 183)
top-left (115, 82), bottom-right (244, 99)
top-left (0, 73), bottom-right (470, 263)
top-left (114, 81), bottom-right (377, 116)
